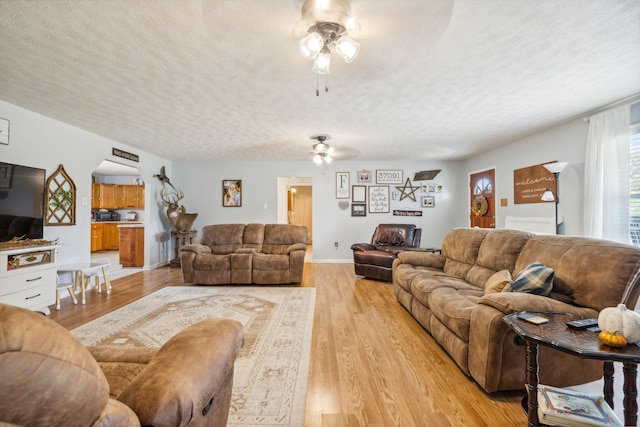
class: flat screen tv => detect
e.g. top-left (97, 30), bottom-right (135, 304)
top-left (0, 162), bottom-right (46, 241)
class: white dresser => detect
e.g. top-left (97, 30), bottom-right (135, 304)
top-left (0, 244), bottom-right (58, 315)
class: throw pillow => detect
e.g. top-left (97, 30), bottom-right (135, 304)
top-left (504, 262), bottom-right (554, 296)
top-left (484, 269), bottom-right (512, 295)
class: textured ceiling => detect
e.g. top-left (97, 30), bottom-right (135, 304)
top-left (0, 0), bottom-right (639, 162)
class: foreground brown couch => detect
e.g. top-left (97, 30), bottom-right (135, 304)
top-left (181, 223), bottom-right (308, 285)
top-left (351, 223), bottom-right (422, 282)
top-left (393, 227), bottom-right (640, 393)
top-left (0, 303), bottom-right (245, 427)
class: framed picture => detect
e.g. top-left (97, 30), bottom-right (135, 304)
top-left (369, 186), bottom-right (390, 213)
top-left (357, 170), bottom-right (372, 183)
top-left (0, 118), bottom-right (9, 145)
top-left (351, 203), bottom-right (366, 217)
top-left (222, 179), bottom-right (242, 207)
top-left (376, 170), bottom-right (403, 184)
top-left (352, 185), bottom-right (366, 203)
top-left (0, 163), bottom-right (12, 189)
top-left (336, 172), bottom-right (350, 199)
top-left (421, 196), bottom-right (435, 208)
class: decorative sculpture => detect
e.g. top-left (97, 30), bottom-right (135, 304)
top-left (155, 167), bottom-right (198, 232)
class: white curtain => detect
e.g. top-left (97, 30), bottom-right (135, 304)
top-left (584, 104), bottom-right (631, 241)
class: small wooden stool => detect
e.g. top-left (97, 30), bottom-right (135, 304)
top-left (56, 274), bottom-right (78, 310)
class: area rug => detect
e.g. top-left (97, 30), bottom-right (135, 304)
top-left (71, 286), bottom-right (316, 427)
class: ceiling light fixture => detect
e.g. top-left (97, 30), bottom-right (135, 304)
top-left (299, 0), bottom-right (360, 96)
top-left (311, 135), bottom-right (333, 165)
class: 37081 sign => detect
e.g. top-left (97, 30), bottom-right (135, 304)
top-left (376, 170), bottom-right (403, 184)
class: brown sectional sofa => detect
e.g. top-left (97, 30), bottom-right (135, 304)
top-left (393, 227), bottom-right (640, 393)
top-left (181, 223), bottom-right (308, 285)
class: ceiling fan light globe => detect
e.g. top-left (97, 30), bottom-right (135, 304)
top-left (335, 35), bottom-right (359, 63)
top-left (312, 51), bottom-right (331, 74)
top-left (324, 155), bottom-right (333, 164)
top-left (313, 154), bottom-right (323, 165)
top-left (299, 32), bottom-right (324, 60)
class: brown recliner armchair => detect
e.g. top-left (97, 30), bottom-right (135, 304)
top-left (0, 303), bottom-right (245, 427)
top-left (351, 224), bottom-right (422, 282)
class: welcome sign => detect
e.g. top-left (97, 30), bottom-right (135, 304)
top-left (513, 162), bottom-right (556, 204)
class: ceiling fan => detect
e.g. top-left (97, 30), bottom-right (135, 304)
top-left (310, 134), bottom-right (334, 165)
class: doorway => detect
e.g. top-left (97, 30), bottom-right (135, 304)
top-left (91, 160), bottom-right (146, 280)
top-left (277, 177), bottom-right (312, 262)
top-left (470, 168), bottom-right (496, 228)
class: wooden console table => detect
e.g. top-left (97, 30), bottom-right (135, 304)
top-left (170, 230), bottom-right (197, 267)
top-left (504, 311), bottom-right (640, 426)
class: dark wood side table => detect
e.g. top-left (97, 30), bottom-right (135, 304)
top-left (170, 230), bottom-right (197, 267)
top-left (504, 311), bottom-right (640, 427)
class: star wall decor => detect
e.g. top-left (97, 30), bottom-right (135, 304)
top-left (396, 178), bottom-right (421, 202)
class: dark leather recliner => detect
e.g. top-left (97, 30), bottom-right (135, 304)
top-left (351, 224), bottom-right (422, 282)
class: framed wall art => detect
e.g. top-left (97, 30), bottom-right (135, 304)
top-left (357, 170), bottom-right (372, 183)
top-left (352, 185), bottom-right (366, 203)
top-left (0, 163), bottom-right (13, 188)
top-left (368, 186), bottom-right (390, 213)
top-left (421, 196), bottom-right (435, 208)
top-left (0, 118), bottom-right (9, 145)
top-left (336, 172), bottom-right (350, 199)
top-left (351, 203), bottom-right (366, 217)
top-left (376, 170), bottom-right (403, 184)
top-left (222, 179), bottom-right (242, 207)
top-left (46, 164), bottom-right (76, 225)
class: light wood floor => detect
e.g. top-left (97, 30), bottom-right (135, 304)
top-left (48, 263), bottom-right (527, 426)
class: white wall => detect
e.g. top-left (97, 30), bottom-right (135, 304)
top-left (0, 100), bottom-right (173, 267)
top-left (172, 160), bottom-right (465, 262)
top-left (462, 118), bottom-right (589, 236)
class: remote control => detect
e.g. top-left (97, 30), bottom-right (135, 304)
top-left (517, 311), bottom-right (549, 324)
top-left (566, 318), bottom-right (599, 329)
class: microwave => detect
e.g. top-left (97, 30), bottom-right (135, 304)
top-left (95, 211), bottom-right (120, 221)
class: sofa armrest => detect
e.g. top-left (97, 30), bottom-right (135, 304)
top-left (477, 292), bottom-right (599, 318)
top-left (181, 244), bottom-right (212, 255)
top-left (286, 243), bottom-right (307, 254)
top-left (396, 251), bottom-right (446, 269)
top-left (116, 319), bottom-right (245, 427)
top-left (351, 243), bottom-right (377, 252)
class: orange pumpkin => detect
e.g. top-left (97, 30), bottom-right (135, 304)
top-left (598, 330), bottom-right (627, 348)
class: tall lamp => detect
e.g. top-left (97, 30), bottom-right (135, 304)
top-left (541, 161), bottom-right (568, 234)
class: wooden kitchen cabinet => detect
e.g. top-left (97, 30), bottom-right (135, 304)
top-left (92, 183), bottom-right (101, 209)
top-left (102, 223), bottom-right (120, 250)
top-left (125, 185), bottom-right (144, 208)
top-left (91, 184), bottom-right (144, 209)
top-left (90, 223), bottom-right (103, 252)
top-left (114, 185), bottom-right (127, 208)
top-left (119, 226), bottom-right (144, 267)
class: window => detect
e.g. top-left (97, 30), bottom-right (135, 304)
top-left (629, 128), bottom-right (640, 246)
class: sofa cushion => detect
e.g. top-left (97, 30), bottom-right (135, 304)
top-left (505, 262), bottom-right (553, 296)
top-left (429, 287), bottom-right (483, 342)
top-left (262, 224), bottom-right (308, 255)
top-left (442, 228), bottom-right (490, 279)
top-left (484, 269), bottom-right (512, 295)
top-left (193, 253), bottom-right (231, 271)
top-left (200, 224), bottom-right (246, 254)
top-left (354, 250), bottom-right (395, 268)
top-left (516, 235), bottom-right (640, 311)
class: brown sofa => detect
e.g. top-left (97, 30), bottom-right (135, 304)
top-left (393, 227), bottom-right (640, 393)
top-left (0, 303), bottom-right (245, 427)
top-left (181, 223), bottom-right (308, 285)
top-left (350, 223), bottom-right (422, 282)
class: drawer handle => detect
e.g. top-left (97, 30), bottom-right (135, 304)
top-left (26, 276), bottom-right (42, 282)
top-left (25, 293), bottom-right (42, 300)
